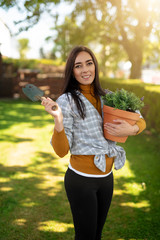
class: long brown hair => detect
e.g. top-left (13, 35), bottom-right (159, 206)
top-left (62, 46), bottom-right (105, 119)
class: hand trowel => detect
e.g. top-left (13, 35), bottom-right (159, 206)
top-left (22, 84), bottom-right (57, 110)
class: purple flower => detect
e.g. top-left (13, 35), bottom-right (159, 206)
top-left (104, 89), bottom-right (113, 94)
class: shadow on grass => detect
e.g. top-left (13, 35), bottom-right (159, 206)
top-left (1, 134), bottom-right (159, 240)
top-left (1, 99), bottom-right (160, 239)
top-left (0, 99), bottom-right (74, 239)
top-left (0, 99), bottom-right (53, 130)
top-left (0, 135), bottom-right (33, 142)
top-left (103, 133), bottom-right (160, 240)
top-left (0, 152), bottom-right (74, 240)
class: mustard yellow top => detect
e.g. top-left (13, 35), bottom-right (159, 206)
top-left (51, 84), bottom-right (146, 175)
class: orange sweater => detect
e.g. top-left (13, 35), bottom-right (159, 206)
top-left (52, 84), bottom-right (146, 175)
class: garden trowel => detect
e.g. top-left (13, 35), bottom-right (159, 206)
top-left (22, 84), bottom-right (57, 110)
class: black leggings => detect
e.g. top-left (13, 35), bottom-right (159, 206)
top-left (64, 168), bottom-right (114, 240)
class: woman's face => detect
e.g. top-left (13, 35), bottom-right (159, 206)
top-left (73, 51), bottom-right (95, 85)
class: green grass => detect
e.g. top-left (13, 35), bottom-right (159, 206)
top-left (0, 99), bottom-right (160, 240)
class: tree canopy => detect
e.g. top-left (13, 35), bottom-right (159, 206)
top-left (63, 0), bottom-right (160, 78)
top-left (0, 0), bottom-right (60, 32)
top-left (1, 0), bottom-right (160, 78)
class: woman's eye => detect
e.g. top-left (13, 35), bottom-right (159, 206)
top-left (75, 65), bottom-right (81, 68)
top-left (87, 62), bottom-right (93, 65)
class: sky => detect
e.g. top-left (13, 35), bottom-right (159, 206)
top-left (0, 2), bottom-right (74, 59)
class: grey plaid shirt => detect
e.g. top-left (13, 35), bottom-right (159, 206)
top-left (56, 92), bottom-right (126, 172)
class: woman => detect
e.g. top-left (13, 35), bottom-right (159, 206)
top-left (41, 46), bottom-right (146, 240)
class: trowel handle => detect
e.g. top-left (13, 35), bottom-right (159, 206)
top-left (51, 105), bottom-right (57, 111)
top-left (41, 97), bottom-right (58, 111)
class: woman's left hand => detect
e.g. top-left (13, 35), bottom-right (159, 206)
top-left (104, 119), bottom-right (139, 137)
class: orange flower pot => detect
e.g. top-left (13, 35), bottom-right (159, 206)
top-left (103, 105), bottom-right (140, 143)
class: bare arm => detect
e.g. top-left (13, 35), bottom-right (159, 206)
top-left (104, 118), bottom-right (145, 137)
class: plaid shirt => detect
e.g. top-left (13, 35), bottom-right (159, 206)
top-left (56, 92), bottom-right (126, 172)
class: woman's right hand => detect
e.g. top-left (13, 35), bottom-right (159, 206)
top-left (41, 97), bottom-right (64, 132)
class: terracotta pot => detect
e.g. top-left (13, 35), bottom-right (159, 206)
top-left (103, 105), bottom-right (140, 143)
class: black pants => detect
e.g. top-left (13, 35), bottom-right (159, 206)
top-left (64, 168), bottom-right (114, 240)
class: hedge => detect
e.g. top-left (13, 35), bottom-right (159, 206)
top-left (100, 77), bottom-right (160, 134)
top-left (3, 57), bottom-right (65, 70)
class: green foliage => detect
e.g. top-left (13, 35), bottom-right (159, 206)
top-left (0, 0), bottom-right (61, 32)
top-left (102, 88), bottom-right (144, 112)
top-left (143, 39), bottom-right (160, 67)
top-left (18, 38), bottom-right (30, 59)
top-left (1, 0), bottom-right (160, 78)
top-left (61, 0), bottom-right (160, 78)
top-left (100, 77), bottom-right (160, 134)
top-left (3, 57), bottom-right (64, 71)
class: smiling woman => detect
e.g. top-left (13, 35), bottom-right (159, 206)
top-left (41, 45), bottom-right (146, 240)
top-left (73, 51), bottom-right (95, 85)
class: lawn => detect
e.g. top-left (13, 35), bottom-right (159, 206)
top-left (0, 99), bottom-right (160, 240)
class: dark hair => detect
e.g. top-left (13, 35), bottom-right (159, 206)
top-left (62, 46), bottom-right (105, 119)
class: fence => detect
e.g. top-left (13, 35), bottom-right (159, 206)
top-left (0, 69), bottom-right (65, 100)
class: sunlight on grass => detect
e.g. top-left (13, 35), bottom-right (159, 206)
top-left (144, 85), bottom-right (160, 93)
top-left (1, 100), bottom-right (159, 239)
top-left (36, 175), bottom-right (63, 194)
top-left (117, 239), bottom-right (137, 240)
top-left (38, 220), bottom-right (73, 232)
top-left (120, 200), bottom-right (150, 210)
top-left (113, 189), bottom-right (124, 196)
top-left (12, 172), bottom-right (35, 179)
top-left (0, 178), bottom-right (10, 183)
top-left (13, 219), bottom-right (27, 226)
top-left (0, 187), bottom-right (13, 191)
top-left (21, 198), bottom-right (39, 207)
top-left (113, 159), bottom-right (135, 178)
top-left (117, 239), bottom-right (136, 240)
top-left (113, 159), bottom-right (147, 197)
top-left (6, 142), bottom-right (35, 166)
top-left (123, 182), bottom-right (146, 196)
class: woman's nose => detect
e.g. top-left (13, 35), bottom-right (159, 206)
top-left (82, 65), bottom-right (88, 72)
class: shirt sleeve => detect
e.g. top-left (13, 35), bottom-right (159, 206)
top-left (136, 118), bottom-right (146, 135)
top-left (51, 128), bottom-right (70, 157)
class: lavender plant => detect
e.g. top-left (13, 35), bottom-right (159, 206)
top-left (102, 89), bottom-right (144, 112)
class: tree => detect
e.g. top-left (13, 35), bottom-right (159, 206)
top-left (39, 47), bottom-right (47, 59)
top-left (1, 0), bottom-right (160, 78)
top-left (0, 0), bottom-right (61, 32)
top-left (67, 0), bottom-right (160, 78)
top-left (47, 14), bottom-right (127, 76)
top-left (46, 16), bottom-right (90, 61)
top-left (18, 38), bottom-right (30, 58)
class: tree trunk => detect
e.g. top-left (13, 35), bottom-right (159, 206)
top-left (127, 45), bottom-right (143, 79)
top-left (129, 56), bottom-right (142, 79)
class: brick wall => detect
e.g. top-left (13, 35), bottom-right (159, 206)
top-left (15, 71), bottom-right (65, 100)
top-left (1, 69), bottom-right (65, 100)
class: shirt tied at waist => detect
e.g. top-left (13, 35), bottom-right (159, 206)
top-left (94, 144), bottom-right (126, 172)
